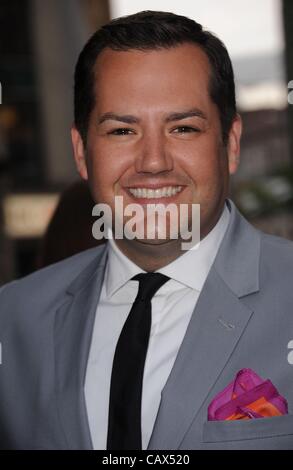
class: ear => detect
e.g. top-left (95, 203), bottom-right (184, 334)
top-left (227, 114), bottom-right (242, 175)
top-left (71, 125), bottom-right (88, 180)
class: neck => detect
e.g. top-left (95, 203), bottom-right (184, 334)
top-left (112, 202), bottom-right (227, 271)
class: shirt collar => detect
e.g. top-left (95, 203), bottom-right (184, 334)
top-left (105, 202), bottom-right (230, 297)
top-left (158, 203), bottom-right (230, 290)
top-left (105, 234), bottom-right (146, 298)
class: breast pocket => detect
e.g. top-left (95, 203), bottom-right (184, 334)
top-left (203, 414), bottom-right (293, 445)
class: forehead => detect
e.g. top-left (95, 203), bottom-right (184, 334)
top-left (93, 43), bottom-right (212, 112)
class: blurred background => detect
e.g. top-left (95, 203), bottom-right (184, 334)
top-left (0, 0), bottom-right (293, 284)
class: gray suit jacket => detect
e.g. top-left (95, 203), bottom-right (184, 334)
top-left (0, 200), bottom-right (293, 450)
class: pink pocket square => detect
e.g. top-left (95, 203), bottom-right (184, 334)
top-left (208, 368), bottom-right (288, 421)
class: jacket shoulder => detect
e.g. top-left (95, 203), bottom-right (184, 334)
top-left (0, 244), bottom-right (107, 306)
top-left (259, 232), bottom-right (293, 299)
top-left (260, 232), bottom-right (293, 263)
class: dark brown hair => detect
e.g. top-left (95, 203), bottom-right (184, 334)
top-left (74, 10), bottom-right (236, 145)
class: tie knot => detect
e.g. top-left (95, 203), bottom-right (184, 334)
top-left (132, 272), bottom-right (169, 302)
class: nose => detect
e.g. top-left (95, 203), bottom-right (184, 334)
top-left (135, 130), bottom-right (173, 174)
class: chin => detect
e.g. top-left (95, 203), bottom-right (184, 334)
top-left (134, 237), bottom-right (174, 246)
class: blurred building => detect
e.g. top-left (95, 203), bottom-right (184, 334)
top-left (0, 0), bottom-right (110, 284)
top-left (230, 1), bottom-right (293, 239)
top-left (232, 108), bottom-right (293, 239)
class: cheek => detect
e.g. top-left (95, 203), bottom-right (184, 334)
top-left (180, 149), bottom-right (222, 182)
top-left (179, 141), bottom-right (227, 194)
top-left (86, 143), bottom-right (131, 202)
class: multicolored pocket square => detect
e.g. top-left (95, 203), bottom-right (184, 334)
top-left (208, 368), bottom-right (288, 421)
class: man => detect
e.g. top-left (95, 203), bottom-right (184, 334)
top-left (0, 10), bottom-right (293, 450)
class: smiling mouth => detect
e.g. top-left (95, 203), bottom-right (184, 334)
top-left (127, 186), bottom-right (183, 199)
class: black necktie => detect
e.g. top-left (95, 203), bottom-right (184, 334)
top-left (106, 272), bottom-right (170, 450)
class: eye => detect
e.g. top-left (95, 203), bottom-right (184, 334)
top-left (108, 128), bottom-right (135, 136)
top-left (172, 126), bottom-right (200, 134)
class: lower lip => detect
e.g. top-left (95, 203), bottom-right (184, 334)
top-left (124, 188), bottom-right (185, 204)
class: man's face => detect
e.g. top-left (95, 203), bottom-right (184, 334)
top-left (72, 43), bottom-right (241, 263)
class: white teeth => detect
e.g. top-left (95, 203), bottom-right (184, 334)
top-left (128, 186), bottom-right (182, 199)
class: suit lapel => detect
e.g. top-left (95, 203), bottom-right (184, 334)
top-left (54, 246), bottom-right (108, 450)
top-left (148, 201), bottom-right (261, 449)
top-left (148, 269), bottom-right (254, 449)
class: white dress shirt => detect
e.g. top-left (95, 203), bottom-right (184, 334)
top-left (84, 203), bottom-right (230, 449)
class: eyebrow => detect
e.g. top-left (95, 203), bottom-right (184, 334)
top-left (98, 113), bottom-right (139, 125)
top-left (97, 108), bottom-right (207, 125)
top-left (165, 109), bottom-right (207, 122)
